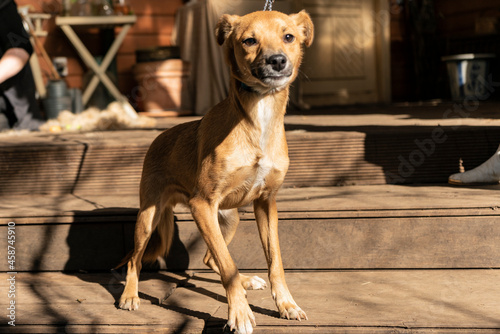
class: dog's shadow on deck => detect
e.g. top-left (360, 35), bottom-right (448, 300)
top-left (64, 207), bottom-right (279, 331)
top-left (65, 208), bottom-right (191, 270)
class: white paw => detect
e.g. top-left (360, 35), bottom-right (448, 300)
top-left (280, 303), bottom-right (307, 321)
top-left (241, 275), bottom-right (267, 290)
top-left (118, 295), bottom-right (140, 311)
top-left (227, 300), bottom-right (256, 334)
top-left (226, 317), bottom-right (255, 334)
top-left (273, 290), bottom-right (308, 321)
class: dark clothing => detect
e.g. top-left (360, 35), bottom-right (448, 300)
top-left (0, 0), bottom-right (12, 10)
top-left (0, 64), bottom-right (42, 129)
top-left (0, 0), bottom-right (43, 130)
top-left (0, 0), bottom-right (33, 56)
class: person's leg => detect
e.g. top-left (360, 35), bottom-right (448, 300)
top-left (448, 145), bottom-right (500, 185)
top-left (0, 91), bottom-right (17, 128)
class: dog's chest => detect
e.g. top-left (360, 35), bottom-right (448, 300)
top-left (252, 153), bottom-right (274, 191)
top-left (256, 98), bottom-right (273, 149)
top-left (221, 102), bottom-right (286, 207)
top-left (222, 152), bottom-right (278, 209)
top-left (252, 99), bottom-right (275, 188)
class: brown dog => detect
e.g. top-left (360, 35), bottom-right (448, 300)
top-left (118, 10), bottom-right (313, 333)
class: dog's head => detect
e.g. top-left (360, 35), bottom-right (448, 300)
top-left (216, 10), bottom-right (314, 94)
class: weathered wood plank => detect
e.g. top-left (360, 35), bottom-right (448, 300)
top-left (2, 214), bottom-right (500, 271)
top-left (2, 270), bottom-right (499, 333)
top-left (0, 138), bottom-right (85, 195)
top-left (1, 185), bottom-right (500, 271)
top-left (0, 222), bottom-right (130, 272)
top-left (2, 124), bottom-right (500, 195)
top-left (2, 185), bottom-right (500, 223)
top-left (196, 270), bottom-right (500, 332)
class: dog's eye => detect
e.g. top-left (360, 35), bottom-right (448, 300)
top-left (243, 38), bottom-right (257, 46)
top-left (284, 34), bottom-right (295, 43)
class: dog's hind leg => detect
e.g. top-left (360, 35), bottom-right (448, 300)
top-left (118, 203), bottom-right (165, 311)
top-left (203, 208), bottom-right (267, 291)
top-left (254, 196), bottom-right (307, 321)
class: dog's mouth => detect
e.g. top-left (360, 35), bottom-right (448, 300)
top-left (261, 74), bottom-right (291, 80)
top-left (260, 74), bottom-right (291, 83)
top-left (252, 69), bottom-right (293, 88)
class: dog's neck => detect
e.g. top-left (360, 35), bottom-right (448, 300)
top-left (231, 79), bottom-right (289, 120)
top-left (228, 78), bottom-right (289, 152)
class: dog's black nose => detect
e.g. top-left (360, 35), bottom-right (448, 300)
top-left (267, 54), bottom-right (287, 72)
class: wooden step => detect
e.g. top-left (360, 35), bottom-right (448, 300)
top-left (1, 270), bottom-right (499, 333)
top-left (1, 184), bottom-right (499, 272)
top-left (1, 124), bottom-right (500, 195)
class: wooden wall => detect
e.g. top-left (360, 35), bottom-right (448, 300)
top-left (435, 0), bottom-right (500, 37)
top-left (17, 0), bottom-right (183, 105)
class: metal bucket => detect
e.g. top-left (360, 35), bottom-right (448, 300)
top-left (43, 80), bottom-right (82, 119)
top-left (441, 53), bottom-right (496, 101)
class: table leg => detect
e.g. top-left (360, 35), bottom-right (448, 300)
top-left (59, 24), bottom-right (129, 105)
top-left (83, 24), bottom-right (132, 104)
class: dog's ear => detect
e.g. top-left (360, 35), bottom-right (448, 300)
top-left (215, 14), bottom-right (239, 46)
top-left (290, 10), bottom-right (314, 47)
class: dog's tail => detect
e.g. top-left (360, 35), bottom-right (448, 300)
top-left (115, 207), bottom-right (175, 269)
top-left (142, 207), bottom-right (175, 264)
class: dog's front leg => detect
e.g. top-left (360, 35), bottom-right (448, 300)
top-left (203, 209), bottom-right (268, 291)
top-left (190, 197), bottom-right (256, 333)
top-left (254, 197), bottom-right (308, 321)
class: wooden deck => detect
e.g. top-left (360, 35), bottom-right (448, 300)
top-left (1, 102), bottom-right (500, 332)
top-left (1, 185), bottom-right (500, 272)
top-left (2, 102), bottom-right (500, 195)
top-left (1, 184), bottom-right (500, 333)
top-left (2, 269), bottom-right (500, 333)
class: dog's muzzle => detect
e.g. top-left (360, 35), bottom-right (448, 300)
top-left (253, 53), bottom-right (293, 86)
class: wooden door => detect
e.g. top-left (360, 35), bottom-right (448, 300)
top-left (297, 0), bottom-right (390, 106)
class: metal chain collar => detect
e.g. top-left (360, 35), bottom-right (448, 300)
top-left (263, 0), bottom-right (274, 11)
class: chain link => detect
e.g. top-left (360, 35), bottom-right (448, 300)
top-left (263, 0), bottom-right (274, 11)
